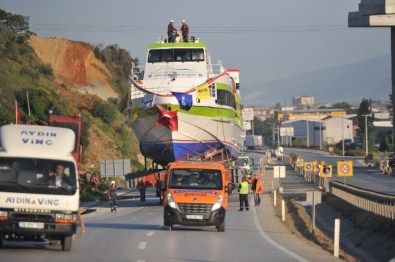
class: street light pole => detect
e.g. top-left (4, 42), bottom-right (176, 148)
top-left (342, 116), bottom-right (345, 156)
top-left (363, 114), bottom-right (369, 157)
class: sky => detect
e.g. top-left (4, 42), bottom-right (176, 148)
top-left (1, 0), bottom-right (391, 99)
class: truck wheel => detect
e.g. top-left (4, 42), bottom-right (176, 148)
top-left (163, 224), bottom-right (172, 230)
top-left (61, 235), bottom-right (73, 251)
top-left (217, 221), bottom-right (225, 232)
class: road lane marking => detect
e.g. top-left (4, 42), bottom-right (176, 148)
top-left (146, 231), bottom-right (154, 237)
top-left (251, 197), bottom-right (309, 262)
top-left (138, 242), bottom-right (147, 250)
top-left (84, 207), bottom-right (145, 222)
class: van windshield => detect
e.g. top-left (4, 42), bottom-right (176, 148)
top-left (169, 169), bottom-right (222, 189)
top-left (0, 157), bottom-right (77, 195)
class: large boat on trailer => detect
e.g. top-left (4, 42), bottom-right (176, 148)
top-left (128, 35), bottom-right (243, 166)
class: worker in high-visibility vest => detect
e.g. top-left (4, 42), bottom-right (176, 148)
top-left (238, 175), bottom-right (251, 211)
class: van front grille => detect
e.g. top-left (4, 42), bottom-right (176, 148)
top-left (178, 203), bottom-right (212, 213)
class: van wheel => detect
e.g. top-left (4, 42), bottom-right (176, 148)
top-left (163, 224), bottom-right (172, 231)
top-left (217, 221), bottom-right (225, 232)
top-left (61, 235), bottom-right (72, 251)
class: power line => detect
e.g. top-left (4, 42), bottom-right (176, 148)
top-left (29, 23), bottom-right (376, 34)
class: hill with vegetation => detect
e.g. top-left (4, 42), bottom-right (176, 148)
top-left (0, 9), bottom-right (144, 172)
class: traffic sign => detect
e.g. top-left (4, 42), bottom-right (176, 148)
top-left (337, 161), bottom-right (353, 177)
top-left (320, 164), bottom-right (332, 177)
top-left (296, 158), bottom-right (304, 167)
top-left (304, 162), bottom-right (313, 172)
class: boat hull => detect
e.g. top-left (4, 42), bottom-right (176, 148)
top-left (131, 108), bottom-right (242, 166)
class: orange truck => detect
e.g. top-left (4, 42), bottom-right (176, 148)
top-left (162, 161), bottom-right (231, 232)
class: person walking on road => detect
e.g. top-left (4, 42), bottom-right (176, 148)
top-left (138, 179), bottom-right (146, 202)
top-left (251, 171), bottom-right (264, 206)
top-left (108, 180), bottom-right (117, 212)
top-left (238, 175), bottom-right (251, 211)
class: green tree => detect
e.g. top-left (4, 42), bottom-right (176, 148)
top-left (252, 116), bottom-right (276, 146)
top-left (0, 106), bottom-right (14, 126)
top-left (0, 9), bottom-right (33, 43)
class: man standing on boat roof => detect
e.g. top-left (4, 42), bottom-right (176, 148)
top-left (167, 19), bottom-right (177, 43)
top-left (180, 19), bottom-right (189, 42)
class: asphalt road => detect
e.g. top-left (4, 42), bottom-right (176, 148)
top-left (0, 177), bottom-right (340, 262)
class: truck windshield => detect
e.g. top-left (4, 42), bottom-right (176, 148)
top-left (169, 169), bottom-right (222, 189)
top-left (0, 157), bottom-right (77, 195)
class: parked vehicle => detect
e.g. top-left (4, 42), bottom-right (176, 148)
top-left (245, 135), bottom-right (263, 150)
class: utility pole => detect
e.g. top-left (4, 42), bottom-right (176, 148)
top-left (363, 114), bottom-right (370, 157)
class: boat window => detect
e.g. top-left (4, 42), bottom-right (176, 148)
top-left (148, 50), bottom-right (161, 63)
top-left (209, 84), bottom-right (216, 98)
top-left (175, 49), bottom-right (190, 61)
top-left (217, 89), bottom-right (235, 108)
top-left (162, 49), bottom-right (174, 62)
top-left (148, 48), bottom-right (205, 63)
top-left (191, 49), bottom-right (204, 61)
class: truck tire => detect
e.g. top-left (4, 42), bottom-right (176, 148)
top-left (61, 235), bottom-right (73, 251)
top-left (217, 220), bottom-right (225, 232)
top-left (163, 224), bottom-right (172, 231)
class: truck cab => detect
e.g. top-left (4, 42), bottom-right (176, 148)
top-left (163, 161), bottom-right (230, 232)
top-left (235, 155), bottom-right (254, 176)
top-left (0, 125), bottom-right (79, 251)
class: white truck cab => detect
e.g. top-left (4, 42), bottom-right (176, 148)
top-left (0, 124), bottom-right (79, 251)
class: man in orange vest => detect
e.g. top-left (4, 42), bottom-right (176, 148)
top-left (251, 170), bottom-right (264, 206)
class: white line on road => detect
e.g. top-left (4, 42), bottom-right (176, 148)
top-left (138, 242), bottom-right (147, 250)
top-left (251, 197), bottom-right (310, 262)
top-left (146, 231), bottom-right (155, 237)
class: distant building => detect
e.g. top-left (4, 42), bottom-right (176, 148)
top-left (280, 116), bottom-right (353, 146)
top-left (275, 109), bottom-right (346, 123)
top-left (252, 106), bottom-right (275, 121)
top-left (292, 96), bottom-right (315, 106)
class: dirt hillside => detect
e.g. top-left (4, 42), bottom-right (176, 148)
top-left (29, 35), bottom-right (117, 101)
top-left (28, 35), bottom-right (141, 170)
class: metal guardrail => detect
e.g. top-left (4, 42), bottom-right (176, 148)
top-left (330, 181), bottom-right (395, 220)
top-left (284, 154), bottom-right (395, 220)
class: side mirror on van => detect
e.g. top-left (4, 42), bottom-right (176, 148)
top-left (226, 183), bottom-right (235, 194)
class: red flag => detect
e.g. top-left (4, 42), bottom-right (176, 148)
top-left (156, 106), bottom-right (178, 131)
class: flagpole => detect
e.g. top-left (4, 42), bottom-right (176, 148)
top-left (15, 100), bottom-right (18, 124)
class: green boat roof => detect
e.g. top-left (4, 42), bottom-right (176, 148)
top-left (148, 42), bottom-right (206, 49)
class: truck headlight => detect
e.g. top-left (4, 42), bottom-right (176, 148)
top-left (0, 210), bottom-right (8, 220)
top-left (211, 195), bottom-right (224, 211)
top-left (167, 193), bottom-right (179, 210)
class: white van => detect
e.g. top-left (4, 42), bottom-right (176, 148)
top-left (0, 125), bottom-right (79, 251)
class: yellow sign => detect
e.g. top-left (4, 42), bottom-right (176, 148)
top-left (320, 164), bottom-right (332, 177)
top-left (196, 84), bottom-right (210, 100)
top-left (296, 158), bottom-right (304, 167)
top-left (314, 161), bottom-right (325, 173)
top-left (304, 162), bottom-right (313, 172)
top-left (337, 161), bottom-right (353, 177)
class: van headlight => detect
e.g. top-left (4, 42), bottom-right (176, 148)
top-left (211, 195), bottom-right (224, 211)
top-left (167, 193), bottom-right (179, 210)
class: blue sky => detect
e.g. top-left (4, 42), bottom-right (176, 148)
top-left (1, 0), bottom-right (390, 95)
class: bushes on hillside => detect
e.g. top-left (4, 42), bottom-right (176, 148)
top-left (91, 100), bottom-right (117, 124)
